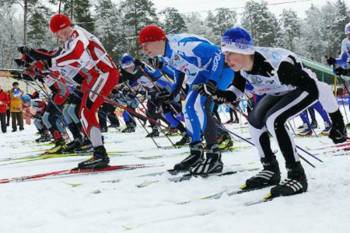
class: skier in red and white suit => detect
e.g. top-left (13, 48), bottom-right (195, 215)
top-left (48, 14), bottom-right (119, 169)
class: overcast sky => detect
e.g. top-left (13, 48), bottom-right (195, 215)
top-left (150, 0), bottom-right (340, 19)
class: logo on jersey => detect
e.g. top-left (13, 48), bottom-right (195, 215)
top-left (272, 52), bottom-right (282, 60)
top-left (212, 50), bottom-right (222, 71)
top-left (249, 75), bottom-right (263, 85)
top-left (69, 31), bottom-right (79, 42)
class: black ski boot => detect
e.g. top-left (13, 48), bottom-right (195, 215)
top-left (78, 146), bottom-right (110, 169)
top-left (146, 126), bottom-right (159, 137)
top-left (173, 142), bottom-right (204, 171)
top-left (190, 144), bottom-right (223, 174)
top-left (122, 122), bottom-right (136, 133)
top-left (35, 130), bottom-right (51, 143)
top-left (74, 145), bottom-right (94, 154)
top-left (62, 137), bottom-right (83, 153)
top-left (270, 162), bottom-right (308, 197)
top-left (175, 132), bottom-right (190, 147)
top-left (242, 156), bottom-right (281, 189)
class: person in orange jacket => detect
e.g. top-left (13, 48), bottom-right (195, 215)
top-left (8, 81), bottom-right (24, 132)
top-left (0, 84), bottom-right (10, 133)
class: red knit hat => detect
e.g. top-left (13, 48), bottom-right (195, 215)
top-left (50, 14), bottom-right (72, 33)
top-left (138, 25), bottom-right (166, 45)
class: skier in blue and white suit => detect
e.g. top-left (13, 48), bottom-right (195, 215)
top-left (139, 25), bottom-right (234, 174)
top-left (326, 22), bottom-right (350, 125)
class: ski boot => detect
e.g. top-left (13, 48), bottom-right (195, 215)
top-left (190, 144), bottom-right (223, 175)
top-left (35, 130), bottom-right (51, 143)
top-left (242, 156), bottom-right (281, 190)
top-left (46, 138), bottom-right (67, 154)
top-left (173, 142), bottom-right (204, 171)
top-left (270, 162), bottom-right (308, 197)
top-left (225, 119), bottom-right (234, 124)
top-left (298, 124), bottom-right (312, 136)
top-left (77, 146), bottom-right (110, 169)
top-left (146, 126), bottom-right (160, 137)
top-left (175, 132), bottom-right (190, 147)
top-left (75, 145), bottom-right (94, 155)
top-left (62, 137), bottom-right (83, 153)
top-left (311, 120), bottom-right (318, 129)
top-left (321, 121), bottom-right (332, 135)
top-left (122, 123), bottom-right (135, 133)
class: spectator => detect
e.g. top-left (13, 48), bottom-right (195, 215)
top-left (0, 85), bottom-right (10, 133)
top-left (8, 82), bottom-right (24, 132)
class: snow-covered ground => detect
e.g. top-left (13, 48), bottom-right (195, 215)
top-left (0, 112), bottom-right (349, 233)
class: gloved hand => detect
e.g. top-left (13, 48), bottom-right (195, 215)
top-left (193, 81), bottom-right (217, 97)
top-left (14, 59), bottom-right (26, 67)
top-left (18, 46), bottom-right (30, 55)
top-left (329, 121), bottom-right (347, 144)
top-left (134, 59), bottom-right (145, 68)
top-left (156, 90), bottom-right (173, 102)
top-left (148, 58), bottom-right (163, 69)
top-left (10, 71), bottom-right (23, 80)
top-left (334, 67), bottom-right (349, 76)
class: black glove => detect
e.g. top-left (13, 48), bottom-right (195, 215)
top-left (14, 59), bottom-right (26, 67)
top-left (334, 67), bottom-right (349, 76)
top-left (329, 110), bottom-right (347, 144)
top-left (18, 46), bottom-right (30, 55)
top-left (156, 90), bottom-right (173, 102)
top-left (10, 71), bottom-right (23, 80)
top-left (148, 57), bottom-right (163, 69)
top-left (193, 81), bottom-right (217, 97)
top-left (329, 122), bottom-right (347, 143)
top-left (134, 59), bottom-right (145, 68)
top-left (325, 55), bottom-right (336, 66)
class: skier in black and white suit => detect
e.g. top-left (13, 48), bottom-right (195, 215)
top-left (194, 27), bottom-right (347, 197)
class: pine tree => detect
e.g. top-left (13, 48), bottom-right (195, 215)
top-left (159, 7), bottom-right (187, 34)
top-left (241, 0), bottom-right (281, 47)
top-left (65, 0), bottom-right (94, 33)
top-left (0, 2), bottom-right (22, 68)
top-left (185, 13), bottom-right (211, 38)
top-left (94, 0), bottom-right (126, 62)
top-left (279, 9), bottom-right (301, 51)
top-left (119, 0), bottom-right (158, 58)
top-left (27, 5), bottom-right (55, 49)
top-left (299, 5), bottom-right (327, 62)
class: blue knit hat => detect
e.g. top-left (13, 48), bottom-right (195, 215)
top-left (120, 54), bottom-right (134, 69)
top-left (345, 23), bottom-right (350, 35)
top-left (221, 27), bottom-right (255, 55)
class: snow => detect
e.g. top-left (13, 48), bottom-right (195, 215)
top-left (0, 112), bottom-right (350, 233)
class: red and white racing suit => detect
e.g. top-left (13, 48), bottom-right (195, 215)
top-left (51, 25), bottom-right (119, 147)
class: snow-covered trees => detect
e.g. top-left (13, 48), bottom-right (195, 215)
top-left (241, 0), bottom-right (280, 47)
top-left (159, 7), bottom-right (187, 34)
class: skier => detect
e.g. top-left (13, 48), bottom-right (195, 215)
top-left (325, 22), bottom-right (350, 127)
top-left (31, 14), bottom-right (119, 169)
top-left (195, 27), bottom-right (347, 197)
top-left (138, 25), bottom-right (234, 174)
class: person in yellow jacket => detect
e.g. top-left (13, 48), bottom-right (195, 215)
top-left (8, 82), bottom-right (24, 132)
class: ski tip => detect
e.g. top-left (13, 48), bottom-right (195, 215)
top-left (240, 184), bottom-right (247, 190)
top-left (121, 225), bottom-right (133, 230)
top-left (264, 193), bottom-right (273, 200)
top-left (63, 182), bottom-right (83, 187)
